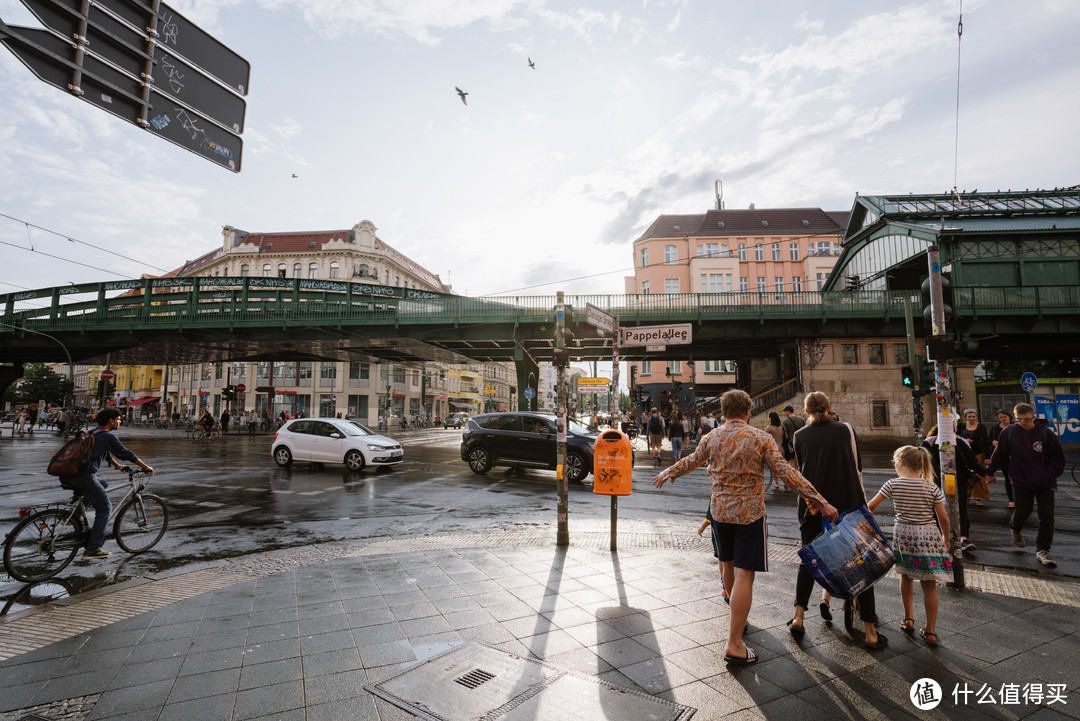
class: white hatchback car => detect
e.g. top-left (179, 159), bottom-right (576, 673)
top-left (272, 418), bottom-right (403, 471)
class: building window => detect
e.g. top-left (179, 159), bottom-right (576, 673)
top-left (318, 363), bottom-right (336, 380)
top-left (842, 344), bottom-right (859, 364)
top-left (641, 248), bottom-right (649, 267)
top-left (357, 263), bottom-right (369, 278)
top-left (664, 278), bottom-right (679, 294)
top-left (308, 262), bottom-right (318, 279)
top-left (664, 245), bottom-right (677, 264)
top-left (329, 262), bottom-right (339, 279)
top-left (739, 276), bottom-right (748, 292)
top-left (756, 277), bottom-right (766, 293)
top-left (277, 263), bottom-right (286, 278)
top-left (871, 401), bottom-right (889, 427)
top-left (240, 264), bottom-right (249, 277)
top-left (696, 245), bottom-right (703, 257)
top-left (347, 394), bottom-right (368, 420)
top-left (789, 242), bottom-right (799, 261)
top-left (774, 277), bottom-right (784, 292)
top-left (705, 243), bottom-right (719, 258)
top-left (704, 360), bottom-right (729, 373)
top-left (641, 360), bottom-right (652, 375)
top-left (641, 280), bottom-right (650, 294)
top-left (894, 343), bottom-right (909, 364)
top-left (232, 362), bottom-right (246, 379)
top-left (771, 243), bottom-right (781, 261)
top-left (257, 362), bottom-right (270, 378)
top-left (816, 241), bottom-right (832, 256)
top-left (293, 262), bottom-right (302, 278)
top-left (737, 243), bottom-right (746, 261)
top-left (792, 276), bottom-right (802, 292)
top-left (667, 361), bottom-right (681, 375)
top-left (349, 362), bottom-right (370, 380)
top-left (868, 344), bottom-right (885, 365)
top-left (816, 272), bottom-right (830, 290)
top-left (262, 263), bottom-right (271, 277)
top-left (754, 244), bottom-right (764, 261)
top-left (701, 273), bottom-right (729, 293)
top-left (214, 362), bottom-right (223, 380)
top-left (298, 362), bottom-right (312, 380)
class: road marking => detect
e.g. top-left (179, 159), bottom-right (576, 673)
top-left (196, 501), bottom-right (226, 507)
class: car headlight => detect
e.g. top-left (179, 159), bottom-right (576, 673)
top-left (367, 444), bottom-right (385, 451)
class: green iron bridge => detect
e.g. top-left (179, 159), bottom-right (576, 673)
top-left (2, 277), bottom-right (1078, 371)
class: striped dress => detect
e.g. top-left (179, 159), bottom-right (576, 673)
top-left (876, 476), bottom-right (953, 579)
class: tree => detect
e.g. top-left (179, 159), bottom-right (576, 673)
top-left (978, 359), bottom-right (1079, 383)
top-left (2, 363), bottom-right (74, 407)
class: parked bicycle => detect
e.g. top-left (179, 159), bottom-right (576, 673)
top-left (3, 467), bottom-right (169, 583)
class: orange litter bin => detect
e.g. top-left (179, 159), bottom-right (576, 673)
top-left (593, 430), bottom-right (633, 496)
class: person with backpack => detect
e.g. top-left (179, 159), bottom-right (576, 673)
top-left (985, 403), bottom-right (1065, 568)
top-left (780, 405), bottom-right (805, 461)
top-left (57, 408), bottom-right (154, 560)
top-left (646, 408), bottom-right (666, 466)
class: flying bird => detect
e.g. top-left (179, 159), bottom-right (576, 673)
top-left (528, 57), bottom-right (535, 69)
top-left (291, 173), bottom-right (298, 178)
top-left (455, 87), bottom-right (468, 105)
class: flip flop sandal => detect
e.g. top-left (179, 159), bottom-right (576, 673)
top-left (900, 617), bottom-right (915, 633)
top-left (920, 629), bottom-right (940, 646)
top-left (724, 647), bottom-right (758, 666)
top-left (864, 633), bottom-right (889, 649)
top-left (819, 601), bottom-right (833, 622)
top-left (787, 619), bottom-right (805, 641)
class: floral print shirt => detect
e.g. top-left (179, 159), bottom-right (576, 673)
top-left (662, 419), bottom-right (828, 524)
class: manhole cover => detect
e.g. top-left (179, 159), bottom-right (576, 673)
top-left (365, 641), bottom-right (695, 721)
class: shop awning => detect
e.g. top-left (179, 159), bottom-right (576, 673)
top-left (129, 396), bottom-right (160, 406)
top-left (448, 401), bottom-right (474, 410)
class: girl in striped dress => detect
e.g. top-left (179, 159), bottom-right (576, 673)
top-left (867, 445), bottom-right (951, 646)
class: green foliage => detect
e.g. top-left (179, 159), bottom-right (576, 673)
top-left (978, 359), bottom-right (1080, 382)
top-left (2, 363), bottom-right (74, 407)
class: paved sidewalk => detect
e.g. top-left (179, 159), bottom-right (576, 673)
top-left (1, 523), bottom-right (1079, 721)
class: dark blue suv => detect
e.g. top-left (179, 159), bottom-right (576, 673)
top-left (460, 412), bottom-right (600, 483)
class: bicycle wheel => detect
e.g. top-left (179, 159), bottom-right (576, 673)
top-left (208, 427), bottom-right (221, 441)
top-left (113, 494), bottom-right (169, 553)
top-left (3, 509), bottom-right (87, 583)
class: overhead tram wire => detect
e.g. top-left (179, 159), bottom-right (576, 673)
top-left (0, 211), bottom-right (172, 274)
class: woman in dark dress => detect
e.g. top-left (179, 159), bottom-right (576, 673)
top-left (958, 408), bottom-right (992, 506)
top-left (787, 392), bottom-right (886, 648)
top-left (988, 409), bottom-right (1014, 508)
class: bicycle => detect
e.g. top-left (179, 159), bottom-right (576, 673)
top-left (3, 467), bottom-right (169, 583)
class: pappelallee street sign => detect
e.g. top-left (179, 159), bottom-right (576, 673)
top-left (619, 324), bottom-right (693, 347)
top-left (0, 0), bottom-right (249, 171)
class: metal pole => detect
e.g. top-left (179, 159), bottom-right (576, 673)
top-left (555, 291), bottom-right (569, 547)
top-left (610, 319), bottom-right (620, 427)
top-left (927, 245), bottom-right (964, 588)
top-left (610, 496), bottom-right (618, 551)
top-left (903, 297), bottom-right (923, 442)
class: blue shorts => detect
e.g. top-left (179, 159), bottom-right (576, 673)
top-left (710, 516), bottom-right (769, 572)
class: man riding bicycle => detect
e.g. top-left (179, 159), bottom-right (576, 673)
top-left (58, 408), bottom-right (154, 560)
top-left (198, 409), bottom-right (215, 436)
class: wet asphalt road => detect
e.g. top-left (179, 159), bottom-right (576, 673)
top-left (2, 425), bottom-right (1078, 613)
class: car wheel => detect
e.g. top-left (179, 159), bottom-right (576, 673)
top-left (467, 447), bottom-right (492, 474)
top-left (565, 451), bottom-right (588, 483)
top-left (273, 446), bottom-right (293, 467)
top-left (344, 450), bottom-right (365, 472)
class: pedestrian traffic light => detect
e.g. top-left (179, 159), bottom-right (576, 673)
top-left (917, 355), bottom-right (935, 390)
top-left (901, 365), bottom-right (915, 388)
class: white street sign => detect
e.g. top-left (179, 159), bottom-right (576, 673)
top-left (620, 324), bottom-right (692, 347)
top-left (585, 303), bottom-right (616, 335)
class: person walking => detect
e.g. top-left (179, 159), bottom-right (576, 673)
top-left (246, 409), bottom-right (257, 435)
top-left (959, 408), bottom-right (991, 505)
top-left (668, 413), bottom-right (687, 459)
top-left (989, 409), bottom-right (1015, 508)
top-left (646, 408), bottom-right (666, 466)
top-left (653, 389), bottom-right (838, 666)
top-left (780, 405), bottom-right (804, 461)
top-left (220, 409), bottom-right (231, 434)
top-left (867, 445), bottom-right (951, 646)
top-left (57, 408), bottom-right (155, 560)
top-left (788, 392), bottom-right (887, 649)
top-left (764, 412), bottom-right (786, 491)
top-left (985, 403), bottom-right (1065, 568)
top-left (56, 408), bottom-right (69, 436)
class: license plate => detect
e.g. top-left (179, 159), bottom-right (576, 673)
top-left (391, 449), bottom-right (402, 456)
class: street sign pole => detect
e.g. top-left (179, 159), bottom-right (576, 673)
top-left (555, 292), bottom-right (569, 547)
top-left (927, 245), bottom-right (964, 589)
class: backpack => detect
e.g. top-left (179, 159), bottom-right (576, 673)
top-left (647, 415), bottom-right (663, 435)
top-left (47, 428), bottom-right (102, 477)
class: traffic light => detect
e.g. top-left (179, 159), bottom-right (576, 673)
top-left (900, 365), bottom-right (915, 388)
top-left (846, 275), bottom-right (861, 291)
top-left (920, 274), bottom-right (952, 325)
top-left (552, 348), bottom-right (569, 367)
top-left (917, 355), bottom-right (935, 391)
top-left (672, 380), bottom-right (682, 392)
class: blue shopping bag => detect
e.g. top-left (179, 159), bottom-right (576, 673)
top-left (797, 505), bottom-right (896, 600)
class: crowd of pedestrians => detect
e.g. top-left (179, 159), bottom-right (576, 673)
top-left (647, 388), bottom-right (1066, 665)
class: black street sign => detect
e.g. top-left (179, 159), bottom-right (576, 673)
top-left (94, 0), bottom-right (250, 95)
top-left (146, 89), bottom-right (242, 172)
top-left (1, 23), bottom-right (241, 171)
top-left (17, 0), bottom-right (245, 132)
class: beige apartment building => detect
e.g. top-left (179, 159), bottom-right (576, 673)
top-left (625, 207), bottom-right (847, 411)
top-left (156, 220), bottom-right (515, 424)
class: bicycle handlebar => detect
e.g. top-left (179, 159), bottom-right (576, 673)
top-left (119, 466), bottom-right (153, 475)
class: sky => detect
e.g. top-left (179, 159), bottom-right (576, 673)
top-left (1, 0), bottom-right (1078, 301)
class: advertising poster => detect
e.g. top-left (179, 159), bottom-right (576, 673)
top-left (1054, 394), bottom-right (1080, 443)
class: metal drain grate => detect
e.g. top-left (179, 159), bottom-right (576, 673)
top-left (455, 668), bottom-right (496, 689)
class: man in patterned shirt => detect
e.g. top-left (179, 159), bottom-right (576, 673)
top-left (653, 389), bottom-right (837, 666)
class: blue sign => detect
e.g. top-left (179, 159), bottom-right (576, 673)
top-left (1021, 372), bottom-right (1038, 392)
top-left (524, 387), bottom-right (536, 400)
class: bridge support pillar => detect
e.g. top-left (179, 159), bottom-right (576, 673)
top-left (514, 345), bottom-right (539, 412)
top-left (0, 362), bottom-right (25, 413)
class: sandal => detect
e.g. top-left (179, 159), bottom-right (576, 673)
top-left (819, 601), bottom-right (833, 622)
top-left (787, 619), bottom-right (805, 641)
top-left (724, 647), bottom-right (758, 666)
top-left (920, 628), bottom-right (940, 646)
top-left (900, 617), bottom-right (915, 633)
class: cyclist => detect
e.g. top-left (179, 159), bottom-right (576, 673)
top-left (198, 409), bottom-right (215, 437)
top-left (58, 408), bottom-right (154, 561)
